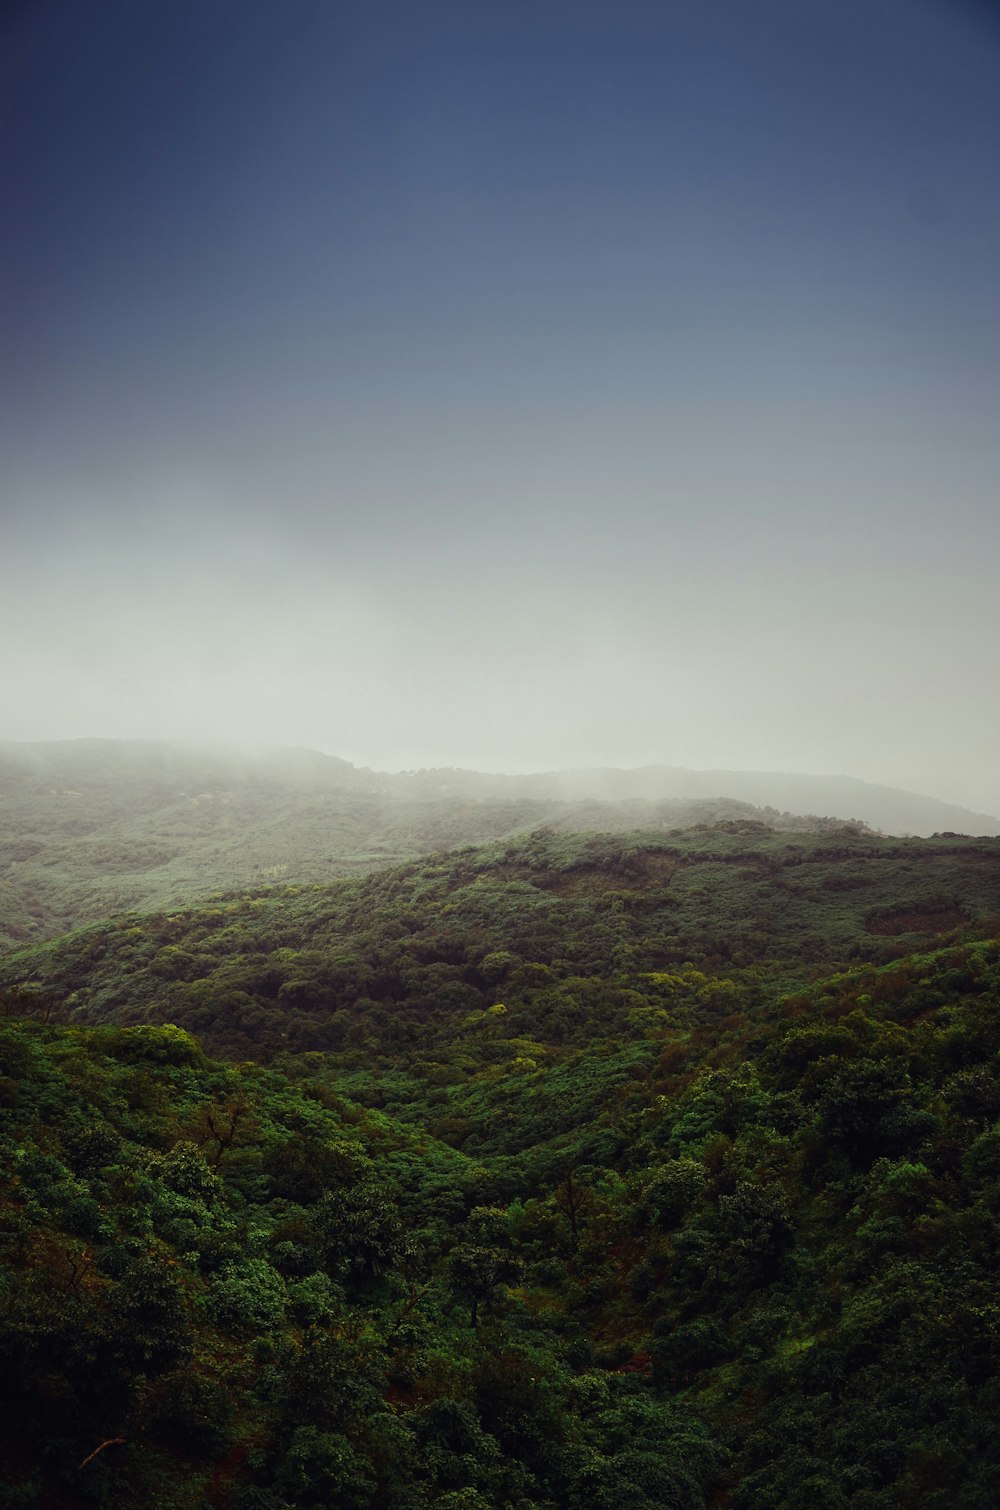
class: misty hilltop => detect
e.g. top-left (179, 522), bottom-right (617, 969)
top-left (3, 737), bottom-right (997, 829)
top-left (1, 738), bottom-right (998, 949)
top-left (387, 761), bottom-right (1000, 838)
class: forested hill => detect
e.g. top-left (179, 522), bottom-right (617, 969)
top-left (390, 762), bottom-right (1000, 839)
top-left (4, 825), bottom-right (1000, 1505)
top-left (4, 824), bottom-right (1000, 1064)
top-left (3, 739), bottom-right (998, 951)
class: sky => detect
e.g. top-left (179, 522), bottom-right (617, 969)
top-left (2, 0), bottom-right (999, 812)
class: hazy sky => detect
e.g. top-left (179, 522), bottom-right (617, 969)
top-left (2, 0), bottom-right (999, 811)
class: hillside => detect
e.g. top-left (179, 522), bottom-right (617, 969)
top-left (0, 738), bottom-right (555, 947)
top-left (4, 827), bottom-right (1000, 1506)
top-left (392, 762), bottom-right (1000, 838)
top-left (3, 739), bottom-right (997, 951)
top-left (5, 822), bottom-right (1000, 1072)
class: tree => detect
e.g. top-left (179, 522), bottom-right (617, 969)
top-left (448, 1208), bottom-right (522, 1328)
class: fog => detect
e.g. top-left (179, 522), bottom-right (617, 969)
top-left (2, 1), bottom-right (999, 815)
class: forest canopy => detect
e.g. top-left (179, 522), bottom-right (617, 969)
top-left (3, 825), bottom-right (1000, 1504)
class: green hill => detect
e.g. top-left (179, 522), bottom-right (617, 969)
top-left (3, 824), bottom-right (1000, 1506)
top-left (3, 740), bottom-right (997, 952)
top-left (4, 824), bottom-right (999, 1064)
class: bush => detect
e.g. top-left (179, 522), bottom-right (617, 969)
top-left (207, 1259), bottom-right (286, 1335)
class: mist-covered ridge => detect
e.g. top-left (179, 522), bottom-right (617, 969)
top-left (3, 738), bottom-right (997, 831)
top-left (3, 738), bottom-right (998, 951)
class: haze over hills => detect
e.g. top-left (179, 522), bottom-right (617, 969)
top-left (4, 737), bottom-right (999, 821)
top-left (0, 741), bottom-right (994, 932)
top-left (4, 0), bottom-right (1000, 1500)
top-left (5, 738), bottom-right (999, 831)
top-left (392, 761), bottom-right (1000, 838)
top-left (2, 737), bottom-right (997, 950)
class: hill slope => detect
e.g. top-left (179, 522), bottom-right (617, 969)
top-left (4, 829), bottom-right (1000, 1506)
top-left (5, 824), bottom-right (1000, 1069)
top-left (3, 739), bottom-right (997, 950)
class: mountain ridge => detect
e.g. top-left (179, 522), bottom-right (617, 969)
top-left (4, 737), bottom-right (998, 834)
top-left (2, 738), bottom-right (997, 951)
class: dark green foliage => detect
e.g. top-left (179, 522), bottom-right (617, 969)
top-left (3, 828), bottom-right (1000, 1505)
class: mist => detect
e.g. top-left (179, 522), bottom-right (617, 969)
top-left (2, 0), bottom-right (999, 815)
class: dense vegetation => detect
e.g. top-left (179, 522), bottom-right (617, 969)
top-left (4, 825), bottom-right (1000, 1071)
top-left (4, 821), bottom-right (1000, 1505)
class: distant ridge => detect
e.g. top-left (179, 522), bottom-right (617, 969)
top-left (1, 737), bottom-right (998, 948)
top-left (358, 759), bottom-right (1000, 837)
top-left (426, 763), bottom-right (1000, 838)
top-left (2, 739), bottom-right (997, 838)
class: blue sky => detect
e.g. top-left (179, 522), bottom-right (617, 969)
top-left (2, 0), bottom-right (999, 809)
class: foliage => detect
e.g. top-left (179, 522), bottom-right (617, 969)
top-left (3, 823), bottom-right (1000, 1504)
